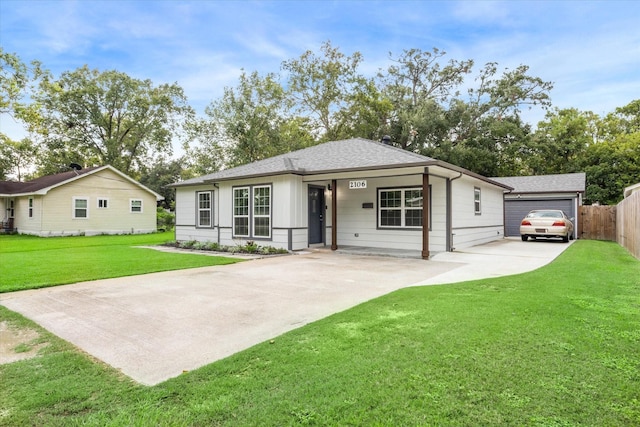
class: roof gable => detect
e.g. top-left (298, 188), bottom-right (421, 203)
top-left (492, 173), bottom-right (586, 194)
top-left (0, 165), bottom-right (163, 200)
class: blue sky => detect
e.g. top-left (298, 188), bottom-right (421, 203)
top-left (1, 0), bottom-right (639, 145)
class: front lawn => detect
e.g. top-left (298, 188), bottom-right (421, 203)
top-left (1, 240), bottom-right (638, 425)
top-left (0, 232), bottom-right (242, 292)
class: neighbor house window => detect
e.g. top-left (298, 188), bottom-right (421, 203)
top-left (97, 198), bottom-right (108, 209)
top-left (233, 187), bottom-right (250, 237)
top-left (73, 197), bottom-right (88, 219)
top-left (197, 191), bottom-right (213, 227)
top-left (130, 199), bottom-right (143, 213)
top-left (378, 187), bottom-right (431, 229)
top-left (233, 185), bottom-right (272, 238)
top-left (474, 187), bottom-right (481, 215)
top-left (28, 197), bottom-right (33, 218)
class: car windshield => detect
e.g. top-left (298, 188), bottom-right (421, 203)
top-left (527, 211), bottom-right (563, 219)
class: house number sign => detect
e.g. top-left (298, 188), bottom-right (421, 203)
top-left (349, 180), bottom-right (367, 189)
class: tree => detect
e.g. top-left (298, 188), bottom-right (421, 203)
top-left (192, 70), bottom-right (314, 170)
top-left (30, 66), bottom-right (193, 176)
top-left (0, 135), bottom-right (38, 180)
top-left (0, 48), bottom-right (45, 121)
top-left (282, 41), bottom-right (367, 141)
top-left (138, 157), bottom-right (185, 209)
top-left (527, 108), bottom-right (595, 175)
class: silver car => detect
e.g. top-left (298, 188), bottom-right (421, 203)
top-left (520, 210), bottom-right (574, 242)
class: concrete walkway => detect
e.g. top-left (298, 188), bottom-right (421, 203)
top-left (0, 238), bottom-right (572, 385)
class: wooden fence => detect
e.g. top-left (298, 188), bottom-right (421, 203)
top-left (616, 189), bottom-right (640, 259)
top-left (579, 205), bottom-right (617, 241)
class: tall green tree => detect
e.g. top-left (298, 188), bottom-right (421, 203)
top-left (0, 136), bottom-right (38, 181)
top-left (282, 41), bottom-right (367, 141)
top-left (527, 108), bottom-right (595, 175)
top-left (0, 48), bottom-right (45, 122)
top-left (30, 66), bottom-right (193, 176)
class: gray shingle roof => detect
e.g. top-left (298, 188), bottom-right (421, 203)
top-left (175, 138), bottom-right (436, 186)
top-left (491, 173), bottom-right (586, 193)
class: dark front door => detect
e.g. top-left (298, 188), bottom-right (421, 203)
top-left (308, 186), bottom-right (325, 244)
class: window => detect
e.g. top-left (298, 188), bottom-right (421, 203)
top-left (73, 197), bottom-right (88, 219)
top-left (474, 187), bottom-right (481, 215)
top-left (233, 185), bottom-right (272, 238)
top-left (8, 200), bottom-right (14, 218)
top-left (253, 186), bottom-right (271, 238)
top-left (197, 191), bottom-right (213, 227)
top-left (98, 198), bottom-right (108, 209)
top-left (233, 187), bottom-right (250, 237)
top-left (130, 199), bottom-right (143, 213)
top-left (378, 187), bottom-right (430, 229)
top-left (28, 197), bottom-right (33, 218)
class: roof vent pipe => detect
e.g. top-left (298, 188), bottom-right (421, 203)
top-left (381, 135), bottom-right (392, 145)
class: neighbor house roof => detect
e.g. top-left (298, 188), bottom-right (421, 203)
top-left (0, 165), bottom-right (164, 200)
top-left (172, 138), bottom-right (512, 190)
top-left (491, 173), bottom-right (586, 194)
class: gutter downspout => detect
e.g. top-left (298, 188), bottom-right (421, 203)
top-left (213, 183), bottom-right (220, 244)
top-left (447, 172), bottom-right (463, 252)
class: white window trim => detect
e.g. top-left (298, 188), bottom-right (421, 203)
top-left (73, 197), bottom-right (89, 219)
top-left (196, 191), bottom-right (213, 228)
top-left (28, 197), bottom-right (33, 219)
top-left (378, 187), bottom-right (429, 229)
top-left (233, 187), bottom-right (250, 237)
top-left (252, 185), bottom-right (271, 239)
top-left (232, 184), bottom-right (272, 239)
top-left (130, 199), bottom-right (143, 214)
top-left (474, 187), bottom-right (482, 215)
top-left (97, 198), bottom-right (109, 209)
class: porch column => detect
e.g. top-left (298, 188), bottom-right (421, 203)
top-left (422, 172), bottom-right (430, 259)
top-left (331, 179), bottom-right (338, 250)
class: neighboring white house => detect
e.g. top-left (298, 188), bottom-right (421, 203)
top-left (171, 138), bottom-right (512, 259)
top-left (0, 165), bottom-right (163, 236)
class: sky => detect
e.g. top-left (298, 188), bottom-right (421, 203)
top-left (1, 0), bottom-right (639, 149)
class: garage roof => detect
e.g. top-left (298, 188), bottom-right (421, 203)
top-left (492, 173), bottom-right (586, 194)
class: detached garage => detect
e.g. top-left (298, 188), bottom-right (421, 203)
top-left (492, 173), bottom-right (586, 239)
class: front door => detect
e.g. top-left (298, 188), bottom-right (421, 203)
top-left (308, 186), bottom-right (325, 244)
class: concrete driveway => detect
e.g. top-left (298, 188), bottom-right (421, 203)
top-left (0, 238), bottom-right (572, 385)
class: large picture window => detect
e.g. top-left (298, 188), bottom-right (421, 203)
top-left (197, 191), bottom-right (213, 227)
top-left (378, 187), bottom-right (431, 229)
top-left (233, 185), bottom-right (271, 238)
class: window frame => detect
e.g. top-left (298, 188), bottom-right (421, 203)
top-left (130, 199), bottom-right (143, 214)
top-left (28, 197), bottom-right (33, 219)
top-left (232, 184), bottom-right (272, 239)
top-left (474, 187), bottom-right (482, 215)
top-left (377, 186), bottom-right (431, 230)
top-left (196, 191), bottom-right (213, 228)
top-left (97, 198), bottom-right (109, 209)
top-left (73, 197), bottom-right (89, 219)
top-left (233, 186), bottom-right (250, 238)
top-left (252, 185), bottom-right (271, 238)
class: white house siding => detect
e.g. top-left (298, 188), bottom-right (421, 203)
top-left (450, 176), bottom-right (505, 250)
top-left (28, 169), bottom-right (158, 236)
top-left (175, 175), bottom-right (304, 250)
top-left (327, 175), bottom-right (447, 252)
top-left (12, 195), bottom-right (43, 234)
top-left (174, 184), bottom-right (218, 242)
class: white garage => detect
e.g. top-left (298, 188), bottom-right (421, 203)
top-left (492, 173), bottom-right (586, 239)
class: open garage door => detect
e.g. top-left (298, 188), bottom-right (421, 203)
top-left (505, 199), bottom-right (576, 237)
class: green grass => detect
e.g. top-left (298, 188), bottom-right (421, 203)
top-left (0, 232), bottom-right (242, 292)
top-left (1, 240), bottom-right (639, 425)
